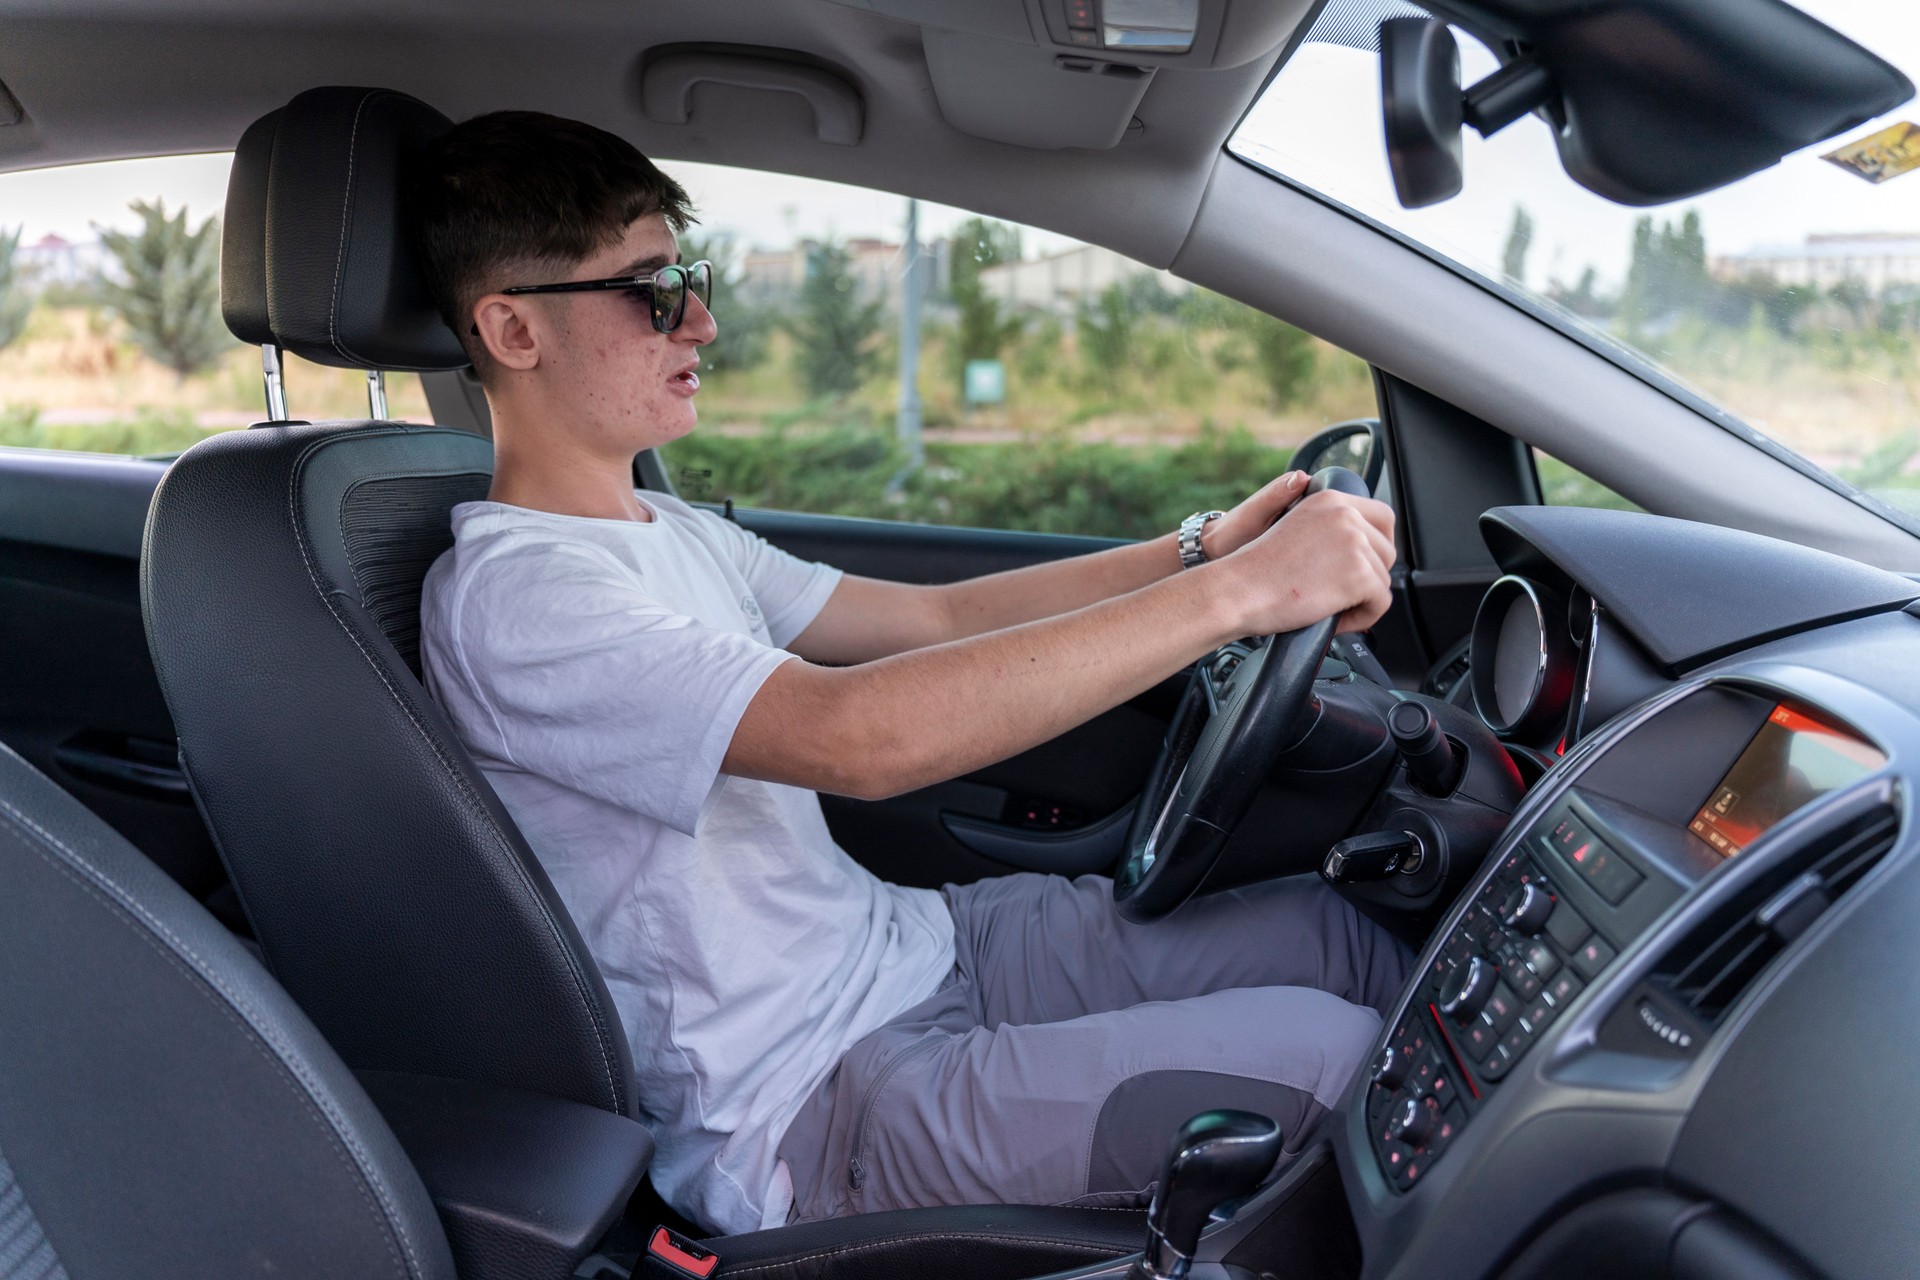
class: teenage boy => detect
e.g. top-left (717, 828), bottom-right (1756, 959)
top-left (414, 111), bottom-right (1410, 1236)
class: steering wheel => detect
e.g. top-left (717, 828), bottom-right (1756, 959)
top-left (1113, 466), bottom-right (1372, 922)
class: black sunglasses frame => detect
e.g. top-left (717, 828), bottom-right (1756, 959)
top-left (469, 260), bottom-right (714, 336)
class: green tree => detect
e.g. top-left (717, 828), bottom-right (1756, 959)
top-left (678, 230), bottom-right (771, 376)
top-left (1075, 284), bottom-right (1134, 379)
top-left (95, 200), bottom-right (229, 378)
top-left (1243, 312), bottom-right (1317, 409)
top-left (1500, 205), bottom-right (1534, 286)
top-left (1618, 208), bottom-right (1709, 333)
top-left (790, 238), bottom-right (883, 398)
top-left (0, 226), bottom-right (31, 351)
top-left (946, 217), bottom-right (1024, 387)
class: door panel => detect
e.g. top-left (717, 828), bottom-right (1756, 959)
top-left (0, 450), bottom-right (223, 897)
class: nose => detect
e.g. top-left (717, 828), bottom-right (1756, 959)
top-left (677, 289), bottom-right (717, 346)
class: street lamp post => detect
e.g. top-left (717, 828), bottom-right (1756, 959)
top-left (895, 198), bottom-right (925, 475)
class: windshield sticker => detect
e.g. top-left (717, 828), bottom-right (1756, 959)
top-left (1822, 121), bottom-right (1920, 184)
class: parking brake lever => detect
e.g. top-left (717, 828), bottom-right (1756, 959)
top-left (1129, 1110), bottom-right (1283, 1280)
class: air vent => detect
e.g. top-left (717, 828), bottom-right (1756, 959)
top-left (1653, 805), bottom-right (1898, 1025)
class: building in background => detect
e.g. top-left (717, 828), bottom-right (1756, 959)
top-left (1711, 232), bottom-right (1920, 292)
top-left (975, 242), bottom-right (1187, 312)
top-left (16, 233), bottom-right (108, 288)
top-left (738, 237), bottom-right (952, 307)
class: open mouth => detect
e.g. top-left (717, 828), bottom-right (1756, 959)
top-left (670, 367), bottom-right (701, 392)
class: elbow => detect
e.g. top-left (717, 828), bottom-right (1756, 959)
top-left (810, 706), bottom-right (933, 802)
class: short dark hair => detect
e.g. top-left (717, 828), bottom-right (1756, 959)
top-left (409, 110), bottom-right (695, 371)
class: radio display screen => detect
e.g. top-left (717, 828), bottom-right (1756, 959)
top-left (1689, 704), bottom-right (1886, 857)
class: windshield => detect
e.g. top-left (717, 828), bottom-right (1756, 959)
top-left (1228, 0), bottom-right (1920, 529)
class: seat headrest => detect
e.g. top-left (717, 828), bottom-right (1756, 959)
top-left (263, 86), bottom-right (468, 372)
top-left (220, 108), bottom-right (280, 348)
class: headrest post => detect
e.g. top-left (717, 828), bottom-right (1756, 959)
top-left (367, 369), bottom-right (389, 420)
top-left (261, 344), bottom-right (288, 421)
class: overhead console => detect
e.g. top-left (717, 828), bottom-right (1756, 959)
top-left (823, 0), bottom-right (1313, 148)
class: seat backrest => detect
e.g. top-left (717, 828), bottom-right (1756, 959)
top-left (0, 740), bottom-right (457, 1280)
top-left (142, 86), bottom-right (637, 1118)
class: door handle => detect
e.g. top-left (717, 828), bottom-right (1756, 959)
top-left (940, 802), bottom-right (1136, 877)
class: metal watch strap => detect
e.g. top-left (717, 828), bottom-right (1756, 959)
top-left (1178, 510), bottom-right (1227, 569)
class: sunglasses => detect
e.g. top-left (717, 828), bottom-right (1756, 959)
top-left (471, 260), bottom-right (714, 336)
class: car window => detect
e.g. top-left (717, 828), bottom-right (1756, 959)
top-left (654, 163), bottom-right (1379, 539)
top-left (0, 154), bottom-right (429, 458)
top-left (1534, 451), bottom-right (1639, 513)
top-left (1227, 0), bottom-right (1920, 536)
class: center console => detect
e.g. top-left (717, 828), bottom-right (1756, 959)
top-left (1361, 681), bottom-right (1890, 1194)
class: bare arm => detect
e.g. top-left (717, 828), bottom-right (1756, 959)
top-left (725, 490), bottom-right (1395, 800)
top-left (788, 471), bottom-right (1312, 664)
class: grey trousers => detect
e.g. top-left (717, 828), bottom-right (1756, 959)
top-left (776, 872), bottom-right (1412, 1222)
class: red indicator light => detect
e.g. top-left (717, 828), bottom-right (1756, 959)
top-left (1571, 843), bottom-right (1590, 863)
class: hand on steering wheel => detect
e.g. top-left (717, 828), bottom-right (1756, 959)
top-left (1113, 466), bottom-right (1378, 922)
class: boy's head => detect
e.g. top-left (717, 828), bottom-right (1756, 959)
top-left (410, 111), bottom-right (714, 450)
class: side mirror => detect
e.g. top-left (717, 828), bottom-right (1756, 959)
top-left (1290, 418), bottom-right (1384, 492)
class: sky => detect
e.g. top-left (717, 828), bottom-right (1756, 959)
top-left (1, 0), bottom-right (1913, 286)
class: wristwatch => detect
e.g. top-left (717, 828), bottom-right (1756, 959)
top-left (1177, 510), bottom-right (1227, 569)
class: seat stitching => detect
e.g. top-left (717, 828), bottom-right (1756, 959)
top-left (715, 1232), bottom-right (1128, 1277)
top-left (327, 91), bottom-right (376, 363)
top-left (285, 427), bottom-right (628, 1113)
top-left (0, 796), bottom-right (428, 1280)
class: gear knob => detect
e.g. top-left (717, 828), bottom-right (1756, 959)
top-left (1131, 1110), bottom-right (1284, 1280)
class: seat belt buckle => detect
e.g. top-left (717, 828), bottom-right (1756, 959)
top-left (644, 1226), bottom-right (720, 1279)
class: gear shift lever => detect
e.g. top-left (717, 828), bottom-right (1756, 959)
top-left (1129, 1110), bottom-right (1284, 1280)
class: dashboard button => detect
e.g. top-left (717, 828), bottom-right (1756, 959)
top-left (1484, 980), bottom-right (1521, 1033)
top-left (1543, 899), bottom-right (1592, 952)
top-left (1460, 1017), bottom-right (1498, 1061)
top-left (1498, 1022), bottom-right (1533, 1063)
top-left (1544, 970), bottom-right (1584, 1008)
top-left (1372, 1045), bottom-right (1411, 1090)
top-left (1523, 939), bottom-right (1561, 979)
top-left (1508, 964), bottom-right (1543, 1000)
top-left (1501, 881), bottom-right (1554, 934)
top-left (1479, 1043), bottom-right (1514, 1080)
top-left (1439, 955), bottom-right (1497, 1022)
top-left (1387, 1095), bottom-right (1439, 1147)
top-left (1570, 935), bottom-right (1617, 980)
top-left (1521, 997), bottom-right (1556, 1034)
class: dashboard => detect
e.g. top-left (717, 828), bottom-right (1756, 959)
top-left (1192, 505), bottom-right (1920, 1280)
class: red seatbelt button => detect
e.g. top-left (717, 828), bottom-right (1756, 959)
top-left (647, 1227), bottom-right (719, 1279)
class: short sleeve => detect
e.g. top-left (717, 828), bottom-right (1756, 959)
top-left (439, 539), bottom-right (792, 838)
top-left (682, 506), bottom-right (842, 648)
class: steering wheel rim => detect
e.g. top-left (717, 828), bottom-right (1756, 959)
top-left (1112, 466), bottom-right (1370, 922)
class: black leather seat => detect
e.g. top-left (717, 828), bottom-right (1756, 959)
top-left (141, 86), bottom-right (1146, 1278)
top-left (0, 739), bottom-right (457, 1280)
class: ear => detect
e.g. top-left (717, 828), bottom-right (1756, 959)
top-left (470, 294), bottom-right (542, 372)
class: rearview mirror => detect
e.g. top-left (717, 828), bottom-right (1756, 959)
top-left (1290, 419), bottom-right (1384, 492)
top-left (1380, 17), bottom-right (1463, 209)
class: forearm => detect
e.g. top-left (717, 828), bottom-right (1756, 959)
top-left (933, 531), bottom-right (1187, 640)
top-left (727, 563), bottom-right (1240, 800)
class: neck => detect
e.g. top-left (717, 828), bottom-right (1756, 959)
top-left (484, 388), bottom-right (654, 522)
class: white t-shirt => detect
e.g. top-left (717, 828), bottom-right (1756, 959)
top-left (419, 492), bottom-right (956, 1235)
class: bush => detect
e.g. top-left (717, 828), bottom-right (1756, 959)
top-left (660, 422), bottom-right (1295, 540)
top-left (0, 405), bottom-right (216, 457)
